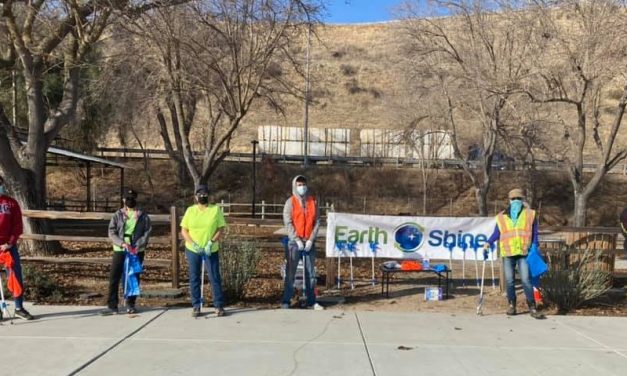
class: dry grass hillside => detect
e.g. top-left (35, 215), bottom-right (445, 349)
top-left (99, 20), bottom-right (627, 163)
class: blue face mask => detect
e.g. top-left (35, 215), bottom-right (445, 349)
top-left (0, 185), bottom-right (6, 195)
top-left (509, 199), bottom-right (523, 220)
top-left (296, 185), bottom-right (307, 196)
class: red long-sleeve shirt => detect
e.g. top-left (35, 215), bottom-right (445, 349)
top-left (0, 195), bottom-right (23, 246)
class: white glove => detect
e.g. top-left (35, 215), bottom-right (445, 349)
top-left (192, 242), bottom-right (203, 253)
top-left (204, 240), bottom-right (213, 255)
top-left (304, 240), bottom-right (313, 252)
top-left (295, 239), bottom-right (305, 251)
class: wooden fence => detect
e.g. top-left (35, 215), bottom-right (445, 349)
top-left (22, 207), bottom-right (182, 288)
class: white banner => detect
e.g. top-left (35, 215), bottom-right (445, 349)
top-left (325, 212), bottom-right (497, 260)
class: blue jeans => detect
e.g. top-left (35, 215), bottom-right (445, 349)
top-left (503, 255), bottom-right (534, 305)
top-left (186, 249), bottom-right (224, 309)
top-left (282, 242), bottom-right (316, 307)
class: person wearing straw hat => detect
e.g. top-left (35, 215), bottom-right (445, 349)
top-left (484, 188), bottom-right (543, 319)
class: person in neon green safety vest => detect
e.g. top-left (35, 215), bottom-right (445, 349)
top-left (484, 188), bottom-right (543, 319)
top-left (181, 184), bottom-right (226, 318)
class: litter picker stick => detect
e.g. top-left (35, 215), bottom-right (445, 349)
top-left (476, 253), bottom-right (487, 316)
top-left (336, 242), bottom-right (344, 289)
top-left (369, 241), bottom-right (378, 286)
top-left (302, 251), bottom-right (307, 302)
top-left (349, 243), bottom-right (355, 290)
top-left (200, 255), bottom-right (206, 311)
top-left (461, 243), bottom-right (467, 287)
top-left (446, 242), bottom-right (454, 283)
top-left (490, 245), bottom-right (496, 289)
top-left (0, 270), bottom-right (14, 325)
top-left (473, 245), bottom-right (480, 287)
top-left (123, 253), bottom-right (130, 299)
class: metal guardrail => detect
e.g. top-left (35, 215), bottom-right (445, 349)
top-left (96, 147), bottom-right (627, 174)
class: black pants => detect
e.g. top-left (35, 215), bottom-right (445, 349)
top-left (107, 251), bottom-right (145, 309)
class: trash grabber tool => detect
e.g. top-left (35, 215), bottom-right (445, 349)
top-left (0, 269), bottom-right (14, 325)
top-left (369, 241), bottom-right (378, 286)
top-left (472, 241), bottom-right (480, 287)
top-left (476, 250), bottom-right (487, 316)
top-left (490, 243), bottom-right (496, 289)
top-left (445, 241), bottom-right (455, 283)
top-left (347, 242), bottom-right (357, 290)
top-left (123, 252), bottom-right (130, 299)
top-left (336, 241), bottom-right (345, 289)
top-left (199, 254), bottom-right (206, 313)
top-left (460, 241), bottom-right (468, 287)
top-left (301, 250), bottom-right (307, 302)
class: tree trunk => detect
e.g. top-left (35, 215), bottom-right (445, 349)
top-left (573, 193), bottom-right (588, 227)
top-left (10, 171), bottom-right (61, 255)
top-left (476, 185), bottom-right (489, 217)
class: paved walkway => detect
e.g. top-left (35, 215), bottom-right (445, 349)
top-left (1, 304), bottom-right (626, 375)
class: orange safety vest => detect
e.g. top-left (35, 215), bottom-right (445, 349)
top-left (291, 195), bottom-right (317, 239)
top-left (495, 208), bottom-right (535, 257)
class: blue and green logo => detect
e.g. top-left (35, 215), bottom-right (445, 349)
top-left (394, 222), bottom-right (425, 252)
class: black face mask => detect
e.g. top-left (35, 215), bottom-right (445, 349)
top-left (125, 197), bottom-right (137, 208)
top-left (197, 196), bottom-right (209, 205)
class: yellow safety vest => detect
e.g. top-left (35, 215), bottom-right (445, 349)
top-left (495, 208), bottom-right (535, 257)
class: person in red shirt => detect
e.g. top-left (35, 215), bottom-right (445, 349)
top-left (0, 175), bottom-right (34, 320)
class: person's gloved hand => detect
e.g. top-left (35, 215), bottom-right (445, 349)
top-left (304, 240), bottom-right (313, 252)
top-left (295, 239), bottom-right (305, 251)
top-left (129, 246), bottom-right (138, 255)
top-left (192, 242), bottom-right (203, 253)
top-left (204, 240), bottom-right (213, 255)
top-left (483, 249), bottom-right (489, 260)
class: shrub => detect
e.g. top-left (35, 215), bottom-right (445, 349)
top-left (540, 248), bottom-right (612, 313)
top-left (219, 237), bottom-right (261, 301)
top-left (340, 64), bottom-right (358, 76)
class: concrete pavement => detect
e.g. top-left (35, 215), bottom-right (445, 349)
top-left (1, 304), bottom-right (626, 375)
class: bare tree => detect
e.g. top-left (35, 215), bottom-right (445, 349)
top-left (0, 1), bottom-right (183, 254)
top-left (120, 0), bottom-right (321, 191)
top-left (518, 0), bottom-right (627, 225)
top-left (399, 0), bottom-right (534, 215)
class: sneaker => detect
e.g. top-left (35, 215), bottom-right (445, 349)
top-left (280, 303), bottom-right (290, 309)
top-left (15, 308), bottom-right (34, 320)
top-left (506, 303), bottom-right (516, 316)
top-left (192, 307), bottom-right (200, 318)
top-left (529, 307), bottom-right (545, 319)
top-left (99, 308), bottom-right (117, 316)
top-left (126, 307), bottom-right (138, 314)
top-left (313, 303), bottom-right (325, 311)
top-left (215, 308), bottom-right (225, 317)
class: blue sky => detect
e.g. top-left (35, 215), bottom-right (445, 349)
top-left (324, 0), bottom-right (406, 23)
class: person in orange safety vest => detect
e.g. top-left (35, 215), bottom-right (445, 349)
top-left (281, 175), bottom-right (320, 309)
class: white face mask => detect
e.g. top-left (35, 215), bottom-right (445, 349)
top-left (0, 185), bottom-right (6, 195)
top-left (296, 185), bottom-right (307, 196)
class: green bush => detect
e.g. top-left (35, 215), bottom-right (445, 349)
top-left (219, 238), bottom-right (261, 301)
top-left (540, 249), bottom-right (612, 313)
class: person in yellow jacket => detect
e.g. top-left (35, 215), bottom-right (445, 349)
top-left (484, 188), bottom-right (542, 319)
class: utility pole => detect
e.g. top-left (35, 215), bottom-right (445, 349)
top-left (251, 140), bottom-right (259, 218)
top-left (303, 25), bottom-right (311, 167)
